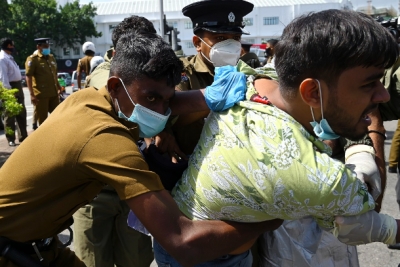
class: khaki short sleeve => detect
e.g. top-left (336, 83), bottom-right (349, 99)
top-left (78, 128), bottom-right (164, 200)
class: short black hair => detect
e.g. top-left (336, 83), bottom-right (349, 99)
top-left (275, 9), bottom-right (399, 98)
top-left (267, 39), bottom-right (279, 47)
top-left (0, 38), bottom-right (13, 50)
top-left (112, 15), bottom-right (156, 47)
top-left (110, 32), bottom-right (183, 88)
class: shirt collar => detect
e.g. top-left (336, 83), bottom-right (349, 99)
top-left (191, 54), bottom-right (214, 76)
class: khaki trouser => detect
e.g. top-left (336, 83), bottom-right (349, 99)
top-left (35, 95), bottom-right (59, 126)
top-left (73, 188), bottom-right (153, 267)
top-left (389, 120), bottom-right (400, 168)
top-left (0, 237), bottom-right (86, 267)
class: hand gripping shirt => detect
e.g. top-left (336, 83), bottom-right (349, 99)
top-left (172, 62), bottom-right (375, 229)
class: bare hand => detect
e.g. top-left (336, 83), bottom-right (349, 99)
top-left (153, 131), bottom-right (187, 163)
top-left (30, 95), bottom-right (39, 106)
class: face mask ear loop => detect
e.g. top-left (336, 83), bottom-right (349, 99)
top-left (310, 106), bottom-right (316, 122)
top-left (110, 76), bottom-right (137, 106)
top-left (315, 79), bottom-right (324, 120)
top-left (197, 36), bottom-right (214, 65)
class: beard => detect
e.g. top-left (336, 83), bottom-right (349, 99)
top-left (323, 95), bottom-right (376, 141)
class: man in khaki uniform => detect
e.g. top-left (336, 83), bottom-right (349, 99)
top-left (240, 41), bottom-right (261, 68)
top-left (73, 16), bottom-right (156, 267)
top-left (25, 38), bottom-right (60, 127)
top-left (0, 32), bottom-right (280, 266)
top-left (174, 0), bottom-right (252, 155)
top-left (76, 42), bottom-right (95, 89)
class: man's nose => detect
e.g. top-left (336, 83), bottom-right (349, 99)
top-left (373, 83), bottom-right (390, 104)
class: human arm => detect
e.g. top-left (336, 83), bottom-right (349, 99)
top-left (0, 59), bottom-right (11, 89)
top-left (25, 76), bottom-right (38, 106)
top-left (76, 60), bottom-right (82, 89)
top-left (368, 109), bottom-right (387, 212)
top-left (335, 210), bottom-right (400, 245)
top-left (126, 190), bottom-right (283, 267)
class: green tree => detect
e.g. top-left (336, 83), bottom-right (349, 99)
top-left (1, 0), bottom-right (101, 66)
top-left (0, 82), bottom-right (23, 136)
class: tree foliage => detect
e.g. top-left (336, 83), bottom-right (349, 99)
top-left (1, 0), bottom-right (101, 66)
top-left (0, 82), bottom-right (23, 135)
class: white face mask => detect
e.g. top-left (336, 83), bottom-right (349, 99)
top-left (197, 37), bottom-right (242, 67)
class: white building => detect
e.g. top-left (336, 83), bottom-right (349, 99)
top-left (55, 0), bottom-right (352, 61)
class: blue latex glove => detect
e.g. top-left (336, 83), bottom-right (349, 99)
top-left (205, 65), bottom-right (246, 112)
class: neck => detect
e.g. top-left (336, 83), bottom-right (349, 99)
top-left (254, 79), bottom-right (317, 136)
top-left (3, 49), bottom-right (11, 55)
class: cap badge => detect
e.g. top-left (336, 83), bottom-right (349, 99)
top-left (228, 12), bottom-right (235, 23)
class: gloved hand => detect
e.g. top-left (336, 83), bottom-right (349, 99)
top-left (205, 65), bottom-right (246, 112)
top-left (345, 144), bottom-right (381, 200)
top-left (335, 210), bottom-right (397, 245)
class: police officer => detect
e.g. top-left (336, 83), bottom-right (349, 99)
top-left (76, 42), bottom-right (95, 89)
top-left (240, 41), bottom-right (261, 68)
top-left (25, 38), bottom-right (61, 127)
top-left (174, 0), bottom-right (254, 155)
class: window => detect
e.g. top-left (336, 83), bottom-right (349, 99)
top-left (243, 17), bottom-right (253, 26)
top-left (186, 42), bottom-right (194, 48)
top-left (263, 17), bottom-right (279, 25)
top-left (167, 21), bottom-right (178, 29)
top-left (243, 38), bottom-right (255, 44)
top-left (73, 47), bottom-right (80, 55)
top-left (184, 21), bottom-right (193, 29)
top-left (109, 24), bottom-right (117, 33)
top-left (63, 48), bottom-right (70, 56)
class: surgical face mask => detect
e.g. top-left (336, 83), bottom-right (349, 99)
top-left (113, 77), bottom-right (171, 138)
top-left (309, 79), bottom-right (340, 140)
top-left (42, 48), bottom-right (50, 56)
top-left (197, 37), bottom-right (241, 67)
top-left (4, 47), bottom-right (14, 53)
top-left (265, 48), bottom-right (272, 57)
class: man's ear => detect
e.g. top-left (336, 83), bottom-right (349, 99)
top-left (193, 36), bottom-right (202, 52)
top-left (107, 76), bottom-right (121, 98)
top-left (299, 78), bottom-right (321, 109)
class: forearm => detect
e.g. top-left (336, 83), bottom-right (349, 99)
top-left (169, 89), bottom-right (208, 115)
top-left (77, 73), bottom-right (82, 89)
top-left (368, 109), bottom-right (386, 211)
top-left (26, 76), bottom-right (34, 95)
top-left (127, 190), bottom-right (282, 267)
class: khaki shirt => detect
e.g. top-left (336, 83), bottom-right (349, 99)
top-left (25, 51), bottom-right (59, 98)
top-left (0, 87), bottom-right (163, 242)
top-left (379, 57), bottom-right (400, 121)
top-left (77, 55), bottom-right (93, 76)
top-left (174, 54), bottom-right (214, 155)
top-left (87, 61), bottom-right (111, 89)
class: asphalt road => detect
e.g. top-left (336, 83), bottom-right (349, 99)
top-left (17, 91), bottom-right (400, 266)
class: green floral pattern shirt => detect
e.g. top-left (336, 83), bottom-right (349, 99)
top-left (171, 62), bottom-right (375, 229)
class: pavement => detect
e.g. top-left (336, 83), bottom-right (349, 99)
top-left (1, 112), bottom-right (400, 266)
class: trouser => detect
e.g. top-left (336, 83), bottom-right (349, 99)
top-left (154, 239), bottom-right (253, 267)
top-left (73, 188), bottom-right (153, 267)
top-left (396, 170), bottom-right (400, 209)
top-left (35, 95), bottom-right (59, 126)
top-left (0, 237), bottom-right (86, 267)
top-left (4, 81), bottom-right (27, 142)
top-left (389, 120), bottom-right (400, 168)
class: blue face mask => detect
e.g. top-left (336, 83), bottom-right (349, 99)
top-left (309, 79), bottom-right (340, 140)
top-left (113, 77), bottom-right (171, 138)
top-left (42, 48), bottom-right (50, 56)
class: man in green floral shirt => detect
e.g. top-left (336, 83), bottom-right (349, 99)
top-left (154, 9), bottom-right (400, 267)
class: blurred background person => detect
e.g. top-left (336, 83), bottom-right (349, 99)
top-left (240, 41), bottom-right (261, 68)
top-left (261, 38), bottom-right (278, 67)
top-left (25, 38), bottom-right (61, 127)
top-left (0, 37), bottom-right (28, 146)
top-left (76, 41), bottom-right (95, 90)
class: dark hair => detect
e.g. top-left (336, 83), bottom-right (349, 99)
top-left (275, 9), bottom-right (399, 98)
top-left (110, 32), bottom-right (183, 87)
top-left (84, 50), bottom-right (95, 56)
top-left (267, 39), bottom-right (279, 47)
top-left (112, 15), bottom-right (156, 47)
top-left (0, 38), bottom-right (13, 50)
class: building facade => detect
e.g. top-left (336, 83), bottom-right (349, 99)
top-left (55, 0), bottom-right (352, 65)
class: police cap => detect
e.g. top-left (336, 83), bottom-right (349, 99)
top-left (182, 0), bottom-right (254, 35)
top-left (34, 38), bottom-right (52, 45)
top-left (241, 40), bottom-right (253, 49)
